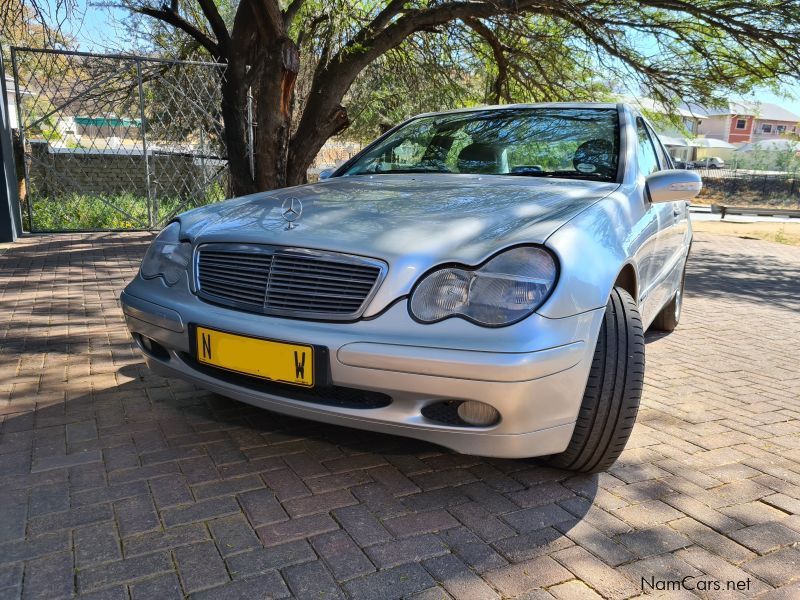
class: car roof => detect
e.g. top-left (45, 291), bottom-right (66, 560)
top-left (411, 102), bottom-right (627, 120)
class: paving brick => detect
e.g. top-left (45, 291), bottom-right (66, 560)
top-left (0, 532), bottom-right (70, 565)
top-left (742, 547), bottom-right (800, 587)
top-left (331, 504), bottom-right (392, 547)
top-left (449, 502), bottom-right (515, 542)
top-left (130, 573), bottom-right (183, 600)
top-left (311, 530), bottom-right (375, 581)
top-left (501, 504), bottom-right (575, 535)
top-left (208, 514), bottom-right (261, 557)
top-left (729, 521), bottom-right (800, 555)
top-left (70, 481), bottom-right (149, 508)
top-left (257, 513), bottom-right (339, 546)
top-left (617, 524), bottom-right (692, 558)
top-left (493, 526), bottom-right (574, 562)
top-left (190, 572), bottom-right (290, 600)
top-left (484, 555), bottom-right (572, 596)
top-left (0, 502), bottom-right (26, 544)
top-left (283, 560), bottom-right (344, 600)
top-left (78, 552), bottom-right (173, 593)
top-left (192, 474), bottom-right (263, 500)
top-left (27, 503), bottom-right (112, 534)
top-left (552, 546), bottom-right (639, 600)
top-left (148, 475), bottom-right (193, 509)
top-left (238, 488), bottom-right (288, 526)
top-left (555, 519), bottom-right (634, 567)
top-left (676, 546), bottom-right (772, 596)
top-left (323, 454), bottom-right (387, 474)
top-left (613, 499), bottom-right (684, 528)
top-left (283, 489), bottom-right (356, 517)
top-left (549, 580), bottom-right (604, 600)
top-left (423, 553), bottom-right (499, 600)
top-left (507, 481), bottom-right (575, 508)
top-left (23, 550), bottom-right (73, 600)
top-left (365, 534), bottom-right (448, 568)
top-left (174, 541), bottom-right (229, 594)
top-left (123, 524), bottom-right (209, 557)
top-left (74, 523), bottom-right (122, 567)
top-left (351, 483), bottom-right (406, 518)
top-left (342, 563), bottom-right (435, 600)
top-left (436, 527), bottom-right (507, 573)
top-left (258, 468), bottom-right (310, 501)
top-left (669, 517), bottom-right (755, 564)
top-left (28, 483), bottom-right (69, 517)
top-left (31, 449), bottom-right (102, 473)
top-left (113, 494), bottom-right (159, 537)
top-left (383, 510), bottom-right (460, 538)
top-left (225, 540), bottom-right (315, 578)
top-left (161, 497), bottom-right (240, 527)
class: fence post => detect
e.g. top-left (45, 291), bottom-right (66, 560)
top-left (0, 48), bottom-right (22, 241)
top-left (9, 47), bottom-right (31, 233)
top-left (136, 59), bottom-right (154, 227)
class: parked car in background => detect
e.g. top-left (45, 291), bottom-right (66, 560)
top-left (671, 158), bottom-right (691, 169)
top-left (692, 156), bottom-right (725, 169)
top-left (121, 103), bottom-right (702, 472)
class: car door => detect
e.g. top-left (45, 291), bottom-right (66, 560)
top-left (645, 121), bottom-right (689, 290)
top-left (637, 118), bottom-right (685, 317)
top-left (631, 117), bottom-right (666, 320)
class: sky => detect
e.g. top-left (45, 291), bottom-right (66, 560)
top-left (45, 1), bottom-right (800, 118)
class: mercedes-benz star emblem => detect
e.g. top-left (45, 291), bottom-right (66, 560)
top-left (281, 197), bottom-right (303, 230)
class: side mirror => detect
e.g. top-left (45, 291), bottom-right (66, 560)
top-left (646, 169), bottom-right (702, 203)
top-left (319, 168), bottom-right (335, 180)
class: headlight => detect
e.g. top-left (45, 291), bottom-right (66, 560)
top-left (409, 246), bottom-right (557, 326)
top-left (140, 222), bottom-right (191, 286)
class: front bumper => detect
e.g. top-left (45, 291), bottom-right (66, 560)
top-left (120, 279), bottom-right (604, 459)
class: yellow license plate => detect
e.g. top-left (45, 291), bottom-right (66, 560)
top-left (195, 326), bottom-right (314, 387)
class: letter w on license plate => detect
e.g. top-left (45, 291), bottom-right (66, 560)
top-left (195, 326), bottom-right (314, 387)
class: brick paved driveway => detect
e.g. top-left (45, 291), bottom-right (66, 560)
top-left (1, 232), bottom-right (799, 599)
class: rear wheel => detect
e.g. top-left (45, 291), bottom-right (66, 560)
top-left (545, 287), bottom-right (644, 473)
top-left (651, 265), bottom-right (686, 332)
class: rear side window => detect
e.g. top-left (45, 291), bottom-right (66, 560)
top-left (635, 118), bottom-right (659, 176)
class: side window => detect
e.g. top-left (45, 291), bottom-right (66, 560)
top-left (646, 123), bottom-right (671, 169)
top-left (635, 118), bottom-right (659, 176)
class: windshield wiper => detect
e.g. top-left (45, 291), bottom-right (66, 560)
top-left (504, 171), bottom-right (610, 181)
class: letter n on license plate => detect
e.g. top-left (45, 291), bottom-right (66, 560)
top-left (195, 326), bottom-right (314, 387)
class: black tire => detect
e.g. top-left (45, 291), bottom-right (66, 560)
top-left (545, 287), bottom-right (644, 473)
top-left (651, 265), bottom-right (686, 332)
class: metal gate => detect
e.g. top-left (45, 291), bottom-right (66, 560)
top-left (9, 47), bottom-right (229, 232)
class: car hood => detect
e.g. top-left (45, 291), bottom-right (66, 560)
top-left (178, 174), bottom-right (617, 314)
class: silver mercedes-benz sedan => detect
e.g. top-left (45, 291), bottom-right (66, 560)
top-left (121, 103), bottom-right (701, 472)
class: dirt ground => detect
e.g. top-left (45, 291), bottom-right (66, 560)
top-left (691, 220), bottom-right (800, 247)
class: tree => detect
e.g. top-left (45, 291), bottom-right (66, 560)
top-left (8, 1), bottom-right (800, 195)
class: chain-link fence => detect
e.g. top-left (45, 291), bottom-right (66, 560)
top-left (9, 47), bottom-right (230, 232)
top-left (694, 167), bottom-right (800, 208)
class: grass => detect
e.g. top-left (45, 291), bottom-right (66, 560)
top-left (692, 221), bottom-right (800, 247)
top-left (25, 189), bottom-right (226, 231)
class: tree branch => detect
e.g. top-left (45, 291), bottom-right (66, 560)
top-left (283, 0), bottom-right (305, 28)
top-left (464, 18), bottom-right (510, 103)
top-left (195, 0), bottom-right (230, 49)
top-left (135, 4), bottom-right (219, 56)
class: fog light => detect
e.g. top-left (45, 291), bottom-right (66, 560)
top-left (457, 401), bottom-right (499, 426)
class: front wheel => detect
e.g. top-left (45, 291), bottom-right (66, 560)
top-left (545, 287), bottom-right (644, 473)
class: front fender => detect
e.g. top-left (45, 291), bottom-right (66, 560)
top-left (539, 189), bottom-right (649, 319)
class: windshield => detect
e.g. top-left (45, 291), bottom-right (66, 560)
top-left (341, 107), bottom-right (620, 182)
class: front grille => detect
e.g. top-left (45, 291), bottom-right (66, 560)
top-left (195, 245), bottom-right (385, 319)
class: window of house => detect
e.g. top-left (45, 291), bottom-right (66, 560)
top-left (761, 123), bottom-right (773, 133)
top-left (777, 125), bottom-right (787, 134)
top-left (735, 118), bottom-right (747, 129)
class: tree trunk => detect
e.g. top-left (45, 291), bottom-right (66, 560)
top-left (220, 63), bottom-right (258, 197)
